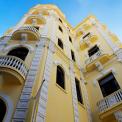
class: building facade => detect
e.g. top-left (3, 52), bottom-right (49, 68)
top-left (0, 4), bottom-right (122, 122)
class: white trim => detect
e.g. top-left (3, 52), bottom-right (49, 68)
top-left (53, 60), bottom-right (69, 76)
top-left (3, 44), bottom-right (34, 53)
top-left (93, 67), bottom-right (116, 86)
top-left (90, 18), bottom-right (119, 52)
top-left (0, 93), bottom-right (14, 122)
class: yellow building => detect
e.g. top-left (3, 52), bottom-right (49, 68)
top-left (0, 4), bottom-right (122, 122)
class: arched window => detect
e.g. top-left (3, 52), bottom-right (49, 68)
top-left (69, 36), bottom-right (72, 43)
top-left (59, 26), bottom-right (63, 33)
top-left (58, 39), bottom-right (63, 49)
top-left (75, 78), bottom-right (83, 104)
top-left (0, 99), bottom-right (6, 121)
top-left (71, 50), bottom-right (75, 62)
top-left (7, 47), bottom-right (29, 61)
top-left (56, 66), bottom-right (65, 89)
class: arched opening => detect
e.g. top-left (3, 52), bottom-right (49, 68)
top-left (56, 65), bottom-right (65, 89)
top-left (25, 17), bottom-right (46, 25)
top-left (0, 99), bottom-right (6, 121)
top-left (7, 47), bottom-right (29, 61)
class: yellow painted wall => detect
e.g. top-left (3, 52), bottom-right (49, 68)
top-left (1, 4), bottom-right (122, 122)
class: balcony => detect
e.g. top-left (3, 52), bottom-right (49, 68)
top-left (11, 26), bottom-right (41, 41)
top-left (97, 89), bottom-right (122, 119)
top-left (85, 50), bottom-right (111, 72)
top-left (0, 56), bottom-right (28, 83)
top-left (80, 33), bottom-right (98, 50)
top-left (24, 15), bottom-right (46, 25)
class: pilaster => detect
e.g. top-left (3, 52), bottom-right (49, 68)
top-left (35, 41), bottom-right (55, 122)
top-left (90, 18), bottom-right (119, 52)
top-left (12, 38), bottom-right (48, 122)
top-left (81, 79), bottom-right (92, 122)
top-left (70, 62), bottom-right (80, 122)
top-left (0, 36), bottom-right (10, 51)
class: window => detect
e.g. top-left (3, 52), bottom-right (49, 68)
top-left (34, 26), bottom-right (39, 30)
top-left (69, 36), bottom-right (72, 43)
top-left (58, 38), bottom-right (63, 49)
top-left (75, 78), bottom-right (83, 104)
top-left (7, 47), bottom-right (29, 61)
top-left (82, 32), bottom-right (90, 39)
top-left (59, 26), bottom-right (63, 33)
top-left (98, 72), bottom-right (120, 97)
top-left (56, 66), bottom-right (65, 89)
top-left (59, 18), bottom-right (62, 23)
top-left (0, 99), bottom-right (6, 121)
top-left (88, 45), bottom-right (99, 57)
top-left (71, 50), bottom-right (75, 62)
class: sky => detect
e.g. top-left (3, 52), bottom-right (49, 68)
top-left (0, 0), bottom-right (122, 41)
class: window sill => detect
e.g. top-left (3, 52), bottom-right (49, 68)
top-left (56, 83), bottom-right (67, 94)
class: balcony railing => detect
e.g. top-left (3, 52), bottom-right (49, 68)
top-left (85, 50), bottom-right (103, 65)
top-left (97, 89), bottom-right (122, 113)
top-left (18, 26), bottom-right (40, 36)
top-left (11, 26), bottom-right (41, 41)
top-left (0, 56), bottom-right (28, 79)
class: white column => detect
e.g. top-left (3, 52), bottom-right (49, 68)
top-left (35, 41), bottom-right (55, 122)
top-left (12, 38), bottom-right (47, 121)
top-left (41, 18), bottom-right (50, 37)
top-left (70, 62), bottom-right (80, 122)
top-left (49, 11), bottom-right (58, 43)
top-left (82, 79), bottom-right (92, 122)
top-left (90, 18), bottom-right (119, 52)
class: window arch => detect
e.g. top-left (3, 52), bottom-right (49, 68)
top-left (7, 47), bottom-right (29, 61)
top-left (75, 78), bottom-right (83, 104)
top-left (58, 38), bottom-right (63, 49)
top-left (69, 36), bottom-right (72, 43)
top-left (71, 50), bottom-right (75, 62)
top-left (56, 65), bottom-right (65, 89)
top-left (59, 26), bottom-right (63, 33)
top-left (0, 99), bottom-right (6, 121)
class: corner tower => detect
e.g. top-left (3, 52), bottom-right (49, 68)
top-left (0, 4), bottom-right (122, 122)
top-left (74, 16), bottom-right (122, 122)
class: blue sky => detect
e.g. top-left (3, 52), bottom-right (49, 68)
top-left (0, 0), bottom-right (122, 41)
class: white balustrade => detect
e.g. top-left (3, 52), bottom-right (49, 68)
top-left (85, 50), bottom-right (103, 65)
top-left (12, 26), bottom-right (41, 40)
top-left (0, 56), bottom-right (28, 79)
top-left (19, 26), bottom-right (40, 37)
top-left (97, 89), bottom-right (122, 113)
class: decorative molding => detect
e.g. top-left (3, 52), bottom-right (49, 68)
top-left (95, 61), bottom-right (103, 72)
top-left (81, 83), bottom-right (92, 122)
top-left (114, 110), bottom-right (122, 121)
top-left (0, 93), bottom-right (14, 122)
top-left (90, 18), bottom-right (119, 52)
top-left (35, 41), bottom-right (55, 122)
top-left (79, 71), bottom-right (92, 122)
top-left (70, 62), bottom-right (80, 122)
top-left (93, 67), bottom-right (116, 86)
top-left (12, 39), bottom-right (47, 121)
top-left (3, 44), bottom-right (34, 53)
top-left (53, 60), bottom-right (69, 76)
top-left (0, 36), bottom-right (10, 52)
top-left (115, 48), bottom-right (122, 63)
